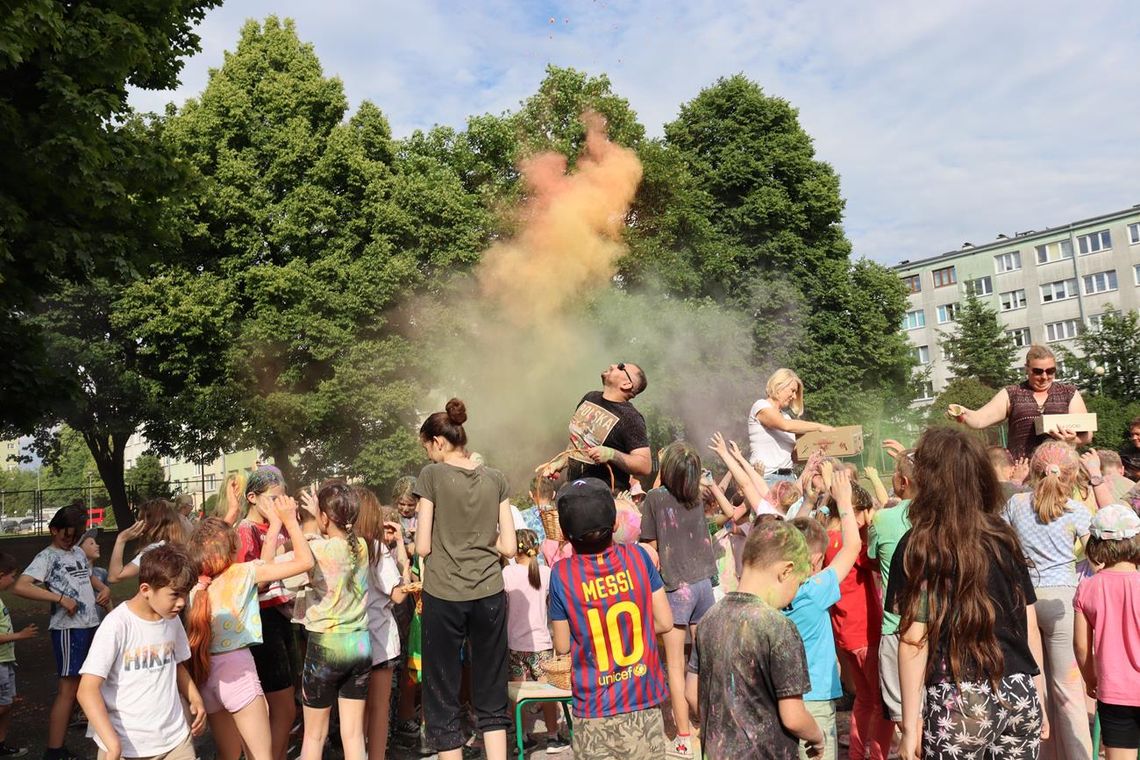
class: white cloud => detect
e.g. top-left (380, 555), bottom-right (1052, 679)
top-left (130, 0), bottom-right (1140, 264)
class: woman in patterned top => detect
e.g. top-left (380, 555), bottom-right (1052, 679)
top-left (948, 345), bottom-right (1092, 460)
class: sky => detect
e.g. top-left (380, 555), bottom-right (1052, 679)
top-left (128, 0), bottom-right (1140, 266)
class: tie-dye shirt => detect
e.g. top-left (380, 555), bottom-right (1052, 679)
top-left (297, 536), bottom-right (369, 634)
top-left (189, 561), bottom-right (263, 654)
top-left (23, 545), bottom-right (100, 629)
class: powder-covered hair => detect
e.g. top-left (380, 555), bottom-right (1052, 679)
top-left (900, 427), bottom-right (1031, 689)
top-left (186, 518), bottom-right (240, 681)
top-left (515, 529), bottom-right (541, 589)
top-left (791, 515), bottom-right (828, 554)
top-left (741, 518), bottom-right (811, 579)
top-left (245, 465), bottom-right (285, 501)
top-left (353, 484), bottom-right (387, 567)
top-left (1029, 441), bottom-right (1080, 523)
top-left (317, 480), bottom-right (365, 595)
top-left (659, 441), bottom-right (701, 507)
top-left (213, 471), bottom-right (248, 521)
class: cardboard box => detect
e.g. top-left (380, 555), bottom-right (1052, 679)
top-left (794, 425), bottom-right (864, 459)
top-left (1034, 413), bottom-right (1098, 435)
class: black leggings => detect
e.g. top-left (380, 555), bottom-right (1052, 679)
top-left (421, 591), bottom-right (509, 751)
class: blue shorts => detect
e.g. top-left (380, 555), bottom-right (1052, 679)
top-left (0, 662), bottom-right (15, 706)
top-left (51, 627), bottom-right (96, 677)
top-left (665, 578), bottom-right (715, 627)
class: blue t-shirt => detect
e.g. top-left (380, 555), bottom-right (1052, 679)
top-left (548, 543), bottom-right (668, 719)
top-left (783, 567), bottom-right (842, 701)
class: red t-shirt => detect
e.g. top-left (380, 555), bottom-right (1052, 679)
top-left (236, 519), bottom-right (291, 609)
top-left (824, 529), bottom-right (881, 652)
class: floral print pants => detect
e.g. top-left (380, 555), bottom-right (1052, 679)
top-left (923, 673), bottom-right (1043, 759)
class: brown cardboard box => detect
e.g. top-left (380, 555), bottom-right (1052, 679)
top-left (794, 425), bottom-right (864, 460)
top-left (1033, 413), bottom-right (1098, 435)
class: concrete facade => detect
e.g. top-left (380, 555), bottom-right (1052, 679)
top-left (894, 205), bottom-right (1140, 401)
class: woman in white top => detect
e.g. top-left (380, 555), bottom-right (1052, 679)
top-left (748, 368), bottom-right (832, 483)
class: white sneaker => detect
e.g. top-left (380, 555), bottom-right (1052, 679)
top-left (666, 733), bottom-right (694, 758)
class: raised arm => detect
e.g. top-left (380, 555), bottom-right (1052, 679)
top-left (108, 520), bottom-right (147, 582)
top-left (823, 470), bottom-right (861, 584)
top-left (707, 433), bottom-right (762, 511)
top-left (1079, 452), bottom-right (1115, 509)
top-left (863, 466), bottom-right (889, 506)
top-left (253, 496), bottom-right (314, 584)
top-left (755, 404), bottom-right (833, 435)
top-left (949, 388), bottom-right (1010, 430)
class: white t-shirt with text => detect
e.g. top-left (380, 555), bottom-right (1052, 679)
top-left (79, 603), bottom-right (192, 757)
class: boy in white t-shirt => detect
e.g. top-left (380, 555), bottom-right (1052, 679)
top-left (77, 544), bottom-right (206, 760)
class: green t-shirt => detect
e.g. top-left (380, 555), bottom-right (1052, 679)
top-left (867, 499), bottom-right (910, 635)
top-left (0, 601), bottom-right (13, 662)
top-left (414, 462), bottom-right (510, 602)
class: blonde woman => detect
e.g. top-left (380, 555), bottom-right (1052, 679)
top-left (748, 368), bottom-right (832, 484)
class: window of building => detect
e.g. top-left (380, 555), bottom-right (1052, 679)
top-left (994, 251), bottom-right (1022, 273)
top-left (932, 266), bottom-right (957, 288)
top-left (1040, 278), bottom-right (1079, 303)
top-left (999, 289), bottom-right (1027, 311)
top-left (1077, 229), bottom-right (1112, 255)
top-left (1045, 320), bottom-right (1080, 342)
top-left (916, 380), bottom-right (935, 401)
top-left (903, 310), bottom-right (925, 330)
top-left (1130, 222), bottom-right (1140, 245)
top-left (1007, 327), bottom-right (1031, 348)
top-left (1134, 264), bottom-right (1140, 286)
top-left (1083, 270), bottom-right (1118, 295)
top-left (1035, 240), bottom-right (1074, 264)
top-left (936, 303), bottom-right (959, 324)
top-left (939, 343), bottom-right (950, 361)
top-left (902, 274), bottom-right (921, 294)
top-left (1087, 313), bottom-right (1106, 332)
top-left (912, 345), bottom-right (930, 364)
top-left (966, 276), bottom-right (993, 296)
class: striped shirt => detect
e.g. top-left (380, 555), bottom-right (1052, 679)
top-left (548, 543), bottom-right (667, 718)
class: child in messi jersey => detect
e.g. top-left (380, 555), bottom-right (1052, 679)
top-left (549, 478), bottom-right (674, 760)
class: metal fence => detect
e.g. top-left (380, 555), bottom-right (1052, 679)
top-left (0, 484), bottom-right (130, 535)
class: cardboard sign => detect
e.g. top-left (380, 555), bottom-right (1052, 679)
top-left (1034, 413), bottom-right (1098, 435)
top-left (794, 425), bottom-right (864, 459)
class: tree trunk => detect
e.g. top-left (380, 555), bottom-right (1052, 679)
top-left (267, 442), bottom-right (296, 489)
top-left (83, 429), bottom-right (133, 529)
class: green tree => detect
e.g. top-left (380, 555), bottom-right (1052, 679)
top-left (926, 377), bottom-right (1005, 445)
top-left (939, 290), bottom-right (1019, 388)
top-left (0, 0), bottom-right (219, 429)
top-left (125, 454), bottom-right (171, 500)
top-left (1057, 308), bottom-right (1140, 402)
top-left (660, 75), bottom-right (915, 420)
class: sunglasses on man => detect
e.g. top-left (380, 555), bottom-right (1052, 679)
top-left (617, 362), bottom-right (635, 387)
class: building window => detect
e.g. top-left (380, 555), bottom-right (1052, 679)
top-left (994, 251), bottom-right (1022, 273)
top-left (912, 345), bottom-right (931, 364)
top-left (932, 266), bottom-right (957, 288)
top-left (966, 276), bottom-right (993, 296)
top-left (1077, 229), bottom-right (1112, 254)
top-left (1046, 320), bottom-right (1080, 342)
top-left (916, 380), bottom-right (935, 401)
top-left (902, 310), bottom-right (926, 330)
top-left (1007, 327), bottom-right (1031, 347)
top-left (1035, 240), bottom-right (1074, 264)
top-left (936, 303), bottom-right (959, 324)
top-left (1040, 278), bottom-right (1078, 303)
top-left (902, 274), bottom-right (921, 294)
top-left (1087, 313), bottom-right (1106, 332)
top-left (1082, 270), bottom-right (1118, 295)
top-left (999, 289), bottom-right (1027, 311)
top-left (1130, 223), bottom-right (1140, 245)
top-left (1134, 264), bottom-right (1140, 286)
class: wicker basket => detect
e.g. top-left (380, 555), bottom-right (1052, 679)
top-left (540, 655), bottom-right (572, 691)
top-left (539, 508), bottom-right (562, 542)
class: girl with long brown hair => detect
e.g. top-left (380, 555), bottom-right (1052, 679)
top-left (185, 503), bottom-right (313, 760)
top-left (1002, 441), bottom-right (1093, 759)
top-left (107, 499), bottom-right (187, 582)
top-left (886, 427), bottom-right (1050, 760)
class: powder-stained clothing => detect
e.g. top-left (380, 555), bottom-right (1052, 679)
top-left (692, 592), bottom-right (811, 760)
top-left (784, 568), bottom-right (843, 701)
top-left (1002, 493), bottom-right (1091, 587)
top-left (414, 463), bottom-right (510, 602)
top-left (823, 530), bottom-right (881, 652)
top-left (23, 545), bottom-right (100, 629)
top-left (639, 487), bottom-right (717, 591)
top-left (189, 561), bottom-right (263, 654)
top-left (548, 543), bottom-right (667, 719)
top-left (296, 535), bottom-right (369, 633)
top-left (236, 520), bottom-right (292, 608)
top-left (867, 501), bottom-right (910, 635)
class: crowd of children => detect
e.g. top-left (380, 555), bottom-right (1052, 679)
top-left (0, 362), bottom-right (1137, 760)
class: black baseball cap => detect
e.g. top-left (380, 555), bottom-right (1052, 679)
top-left (556, 478), bottom-right (616, 541)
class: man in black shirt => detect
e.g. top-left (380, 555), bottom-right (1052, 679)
top-left (546, 362), bottom-right (651, 493)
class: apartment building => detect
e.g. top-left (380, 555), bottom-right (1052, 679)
top-left (894, 205), bottom-right (1140, 401)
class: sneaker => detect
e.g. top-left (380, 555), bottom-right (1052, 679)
top-left (0, 745), bottom-right (27, 758)
top-left (666, 733), bottom-right (694, 758)
top-left (545, 735), bottom-right (571, 754)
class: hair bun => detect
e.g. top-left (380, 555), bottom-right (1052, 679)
top-left (445, 398), bottom-right (467, 426)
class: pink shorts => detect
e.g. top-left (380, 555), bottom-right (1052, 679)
top-left (200, 648), bottom-right (264, 715)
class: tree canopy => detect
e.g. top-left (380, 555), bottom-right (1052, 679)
top-left (939, 289), bottom-right (1019, 389)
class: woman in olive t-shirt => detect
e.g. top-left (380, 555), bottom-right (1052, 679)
top-left (413, 398), bottom-right (517, 760)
